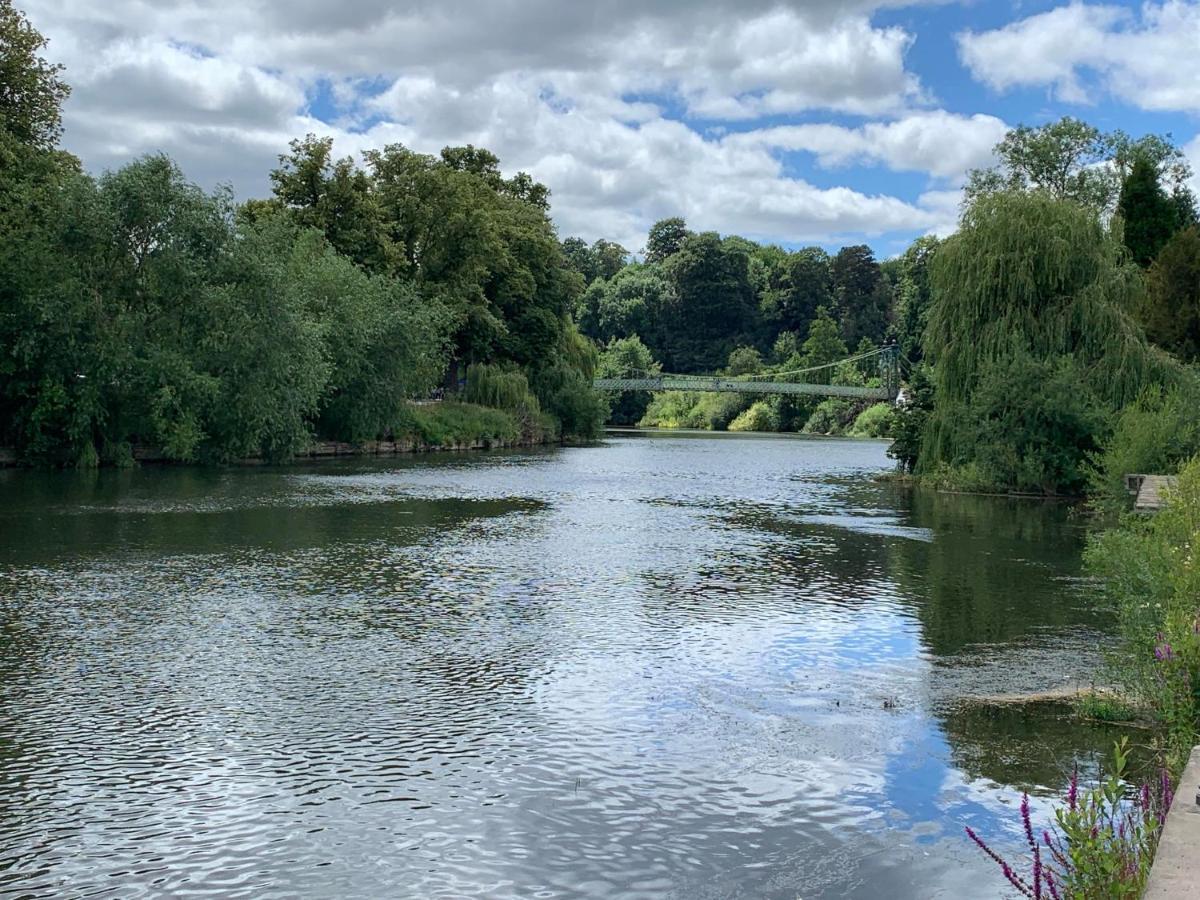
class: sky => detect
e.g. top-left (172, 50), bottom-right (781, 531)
top-left (22, 0), bottom-right (1200, 257)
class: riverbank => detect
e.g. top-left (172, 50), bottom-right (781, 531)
top-left (0, 401), bottom-right (557, 468)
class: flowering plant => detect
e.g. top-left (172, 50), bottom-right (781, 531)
top-left (967, 738), bottom-right (1172, 899)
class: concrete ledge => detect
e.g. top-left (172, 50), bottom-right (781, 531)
top-left (1145, 745), bottom-right (1200, 898)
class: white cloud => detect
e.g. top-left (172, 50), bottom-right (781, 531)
top-left (958, 1), bottom-right (1200, 112)
top-left (725, 112), bottom-right (1007, 181)
top-left (23, 0), bottom-right (973, 249)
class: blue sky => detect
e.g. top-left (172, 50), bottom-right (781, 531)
top-left (27, 0), bottom-right (1200, 257)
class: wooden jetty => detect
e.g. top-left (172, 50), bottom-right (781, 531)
top-left (1125, 474), bottom-right (1180, 512)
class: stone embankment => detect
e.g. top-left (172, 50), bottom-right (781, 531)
top-left (1145, 746), bottom-right (1200, 899)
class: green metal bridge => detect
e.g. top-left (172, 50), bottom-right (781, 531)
top-left (593, 345), bottom-right (901, 401)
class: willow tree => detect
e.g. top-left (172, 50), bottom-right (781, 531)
top-left (919, 191), bottom-right (1187, 491)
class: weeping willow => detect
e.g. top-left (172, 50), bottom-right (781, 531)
top-left (464, 363), bottom-right (541, 415)
top-left (920, 191), bottom-right (1190, 476)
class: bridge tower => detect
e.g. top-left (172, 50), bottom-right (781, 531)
top-left (879, 343), bottom-right (901, 401)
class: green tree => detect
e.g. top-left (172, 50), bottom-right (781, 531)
top-left (800, 306), bottom-right (848, 370)
top-left (831, 245), bottom-right (888, 346)
top-left (1142, 226), bottom-right (1200, 361)
top-left (965, 117), bottom-right (1117, 210)
top-left (1118, 154), bottom-right (1179, 267)
top-left (597, 335), bottom-right (660, 425)
top-left (892, 236), bottom-right (938, 364)
top-left (725, 346), bottom-right (763, 376)
top-left (645, 216), bottom-right (690, 263)
top-left (920, 191), bottom-right (1189, 492)
top-left (660, 232), bottom-right (756, 372)
top-left (0, 0), bottom-right (70, 149)
top-left (270, 135), bottom-right (399, 274)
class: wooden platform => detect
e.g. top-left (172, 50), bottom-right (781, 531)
top-left (1125, 474), bottom-right (1180, 511)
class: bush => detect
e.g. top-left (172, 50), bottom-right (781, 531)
top-left (1088, 384), bottom-right (1200, 514)
top-left (1085, 455), bottom-right (1200, 763)
top-left (930, 352), bottom-right (1110, 495)
top-left (848, 402), bottom-right (892, 438)
top-left (728, 401), bottom-right (777, 432)
top-left (803, 397), bottom-right (857, 435)
top-left (395, 402), bottom-right (520, 447)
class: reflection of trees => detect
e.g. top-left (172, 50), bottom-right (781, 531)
top-left (939, 701), bottom-right (1160, 793)
top-left (887, 490), bottom-right (1109, 657)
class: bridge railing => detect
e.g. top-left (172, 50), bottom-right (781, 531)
top-left (593, 346), bottom-right (901, 401)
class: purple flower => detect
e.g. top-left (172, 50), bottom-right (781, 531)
top-left (1067, 768), bottom-right (1078, 812)
top-left (1022, 793), bottom-right (1036, 851)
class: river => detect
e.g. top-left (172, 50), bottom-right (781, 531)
top-left (0, 433), bottom-right (1124, 898)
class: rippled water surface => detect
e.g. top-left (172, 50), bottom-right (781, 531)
top-left (0, 434), bottom-right (1124, 898)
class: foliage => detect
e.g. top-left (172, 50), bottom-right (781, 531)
top-left (575, 263), bottom-right (672, 347)
top-left (892, 236), bottom-right (939, 364)
top-left (596, 335), bottom-right (660, 426)
top-left (1086, 455), bottom-right (1200, 762)
top-left (848, 402), bottom-right (893, 438)
top-left (562, 236), bottom-right (629, 284)
top-left (725, 346), bottom-right (763, 376)
top-left (639, 391), bottom-right (749, 431)
top-left (961, 353), bottom-right (1110, 495)
top-left (802, 398), bottom-right (857, 435)
top-left (395, 402), bottom-right (523, 447)
top-left (831, 245), bottom-right (889, 346)
top-left (0, 0), bottom-right (70, 149)
top-left (967, 739), bottom-right (1172, 900)
top-left (1141, 226), bottom-right (1200, 362)
top-left (1118, 154), bottom-right (1182, 268)
top-left (1088, 385), bottom-right (1200, 514)
top-left (728, 400), bottom-right (777, 433)
top-left (659, 232), bottom-right (757, 372)
top-left (920, 191), bottom-right (1186, 494)
top-left (888, 364), bottom-right (934, 473)
top-left (645, 216), bottom-right (690, 264)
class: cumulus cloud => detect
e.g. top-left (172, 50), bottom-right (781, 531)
top-left (958, 0), bottom-right (1200, 112)
top-left (24, 0), bottom-right (982, 249)
top-left (724, 112), bottom-right (1007, 181)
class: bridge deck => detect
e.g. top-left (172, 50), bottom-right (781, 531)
top-left (592, 377), bottom-right (890, 400)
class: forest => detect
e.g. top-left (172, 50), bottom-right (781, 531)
top-left (0, 1), bottom-right (604, 467)
top-left (579, 120), bottom-right (1200, 499)
top-left (4, 0), bottom-right (1200, 501)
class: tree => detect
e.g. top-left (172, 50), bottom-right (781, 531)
top-left (597, 335), bottom-right (660, 425)
top-left (800, 307), bottom-right (848, 370)
top-left (660, 232), bottom-right (756, 372)
top-left (645, 216), bottom-right (690, 263)
top-left (0, 0), bottom-right (70, 149)
top-left (965, 117), bottom-right (1117, 210)
top-left (760, 246), bottom-right (832, 338)
top-left (725, 346), bottom-right (763, 376)
top-left (893, 236), bottom-right (939, 364)
top-left (1142, 226), bottom-right (1200, 362)
top-left (920, 191), bottom-right (1190, 492)
top-left (831, 245), bottom-right (887, 346)
top-left (590, 239), bottom-right (629, 281)
top-left (966, 118), bottom-right (1198, 219)
top-left (270, 135), bottom-right (399, 274)
top-left (1119, 154), bottom-right (1179, 267)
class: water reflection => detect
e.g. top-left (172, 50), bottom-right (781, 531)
top-left (0, 435), bottom-right (1120, 898)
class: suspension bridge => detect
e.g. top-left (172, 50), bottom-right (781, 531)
top-left (593, 345), bottom-right (902, 401)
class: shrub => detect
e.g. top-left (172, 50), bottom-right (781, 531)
top-left (728, 401), bottom-right (777, 432)
top-left (1088, 385), bottom-right (1200, 515)
top-left (1085, 455), bottom-right (1200, 763)
top-left (967, 739), bottom-right (1171, 900)
top-left (803, 397), bottom-right (856, 435)
top-left (848, 402), bottom-right (892, 438)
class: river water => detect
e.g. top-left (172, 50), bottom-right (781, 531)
top-left (0, 433), bottom-right (1125, 898)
